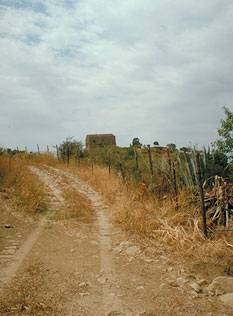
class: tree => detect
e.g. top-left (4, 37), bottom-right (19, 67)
top-left (166, 143), bottom-right (176, 151)
top-left (215, 107), bottom-right (233, 161)
top-left (153, 141), bottom-right (160, 146)
top-left (205, 149), bottom-right (228, 178)
top-left (180, 147), bottom-right (190, 152)
top-left (58, 137), bottom-right (83, 163)
top-left (131, 137), bottom-right (142, 148)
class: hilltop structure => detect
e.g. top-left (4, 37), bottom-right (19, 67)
top-left (85, 134), bottom-right (116, 151)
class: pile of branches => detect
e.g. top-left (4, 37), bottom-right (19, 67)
top-left (204, 176), bottom-right (233, 228)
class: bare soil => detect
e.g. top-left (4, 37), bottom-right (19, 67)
top-left (0, 166), bottom-right (232, 315)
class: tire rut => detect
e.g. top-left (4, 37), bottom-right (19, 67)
top-left (0, 166), bottom-right (65, 293)
top-left (0, 221), bottom-right (45, 292)
top-left (46, 166), bottom-right (130, 315)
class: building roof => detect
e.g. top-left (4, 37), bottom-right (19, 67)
top-left (86, 134), bottom-right (115, 138)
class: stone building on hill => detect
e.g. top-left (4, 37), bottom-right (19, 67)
top-left (85, 134), bottom-right (116, 151)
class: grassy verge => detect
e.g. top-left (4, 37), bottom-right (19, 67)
top-left (0, 154), bottom-right (47, 215)
top-left (68, 161), bottom-right (233, 268)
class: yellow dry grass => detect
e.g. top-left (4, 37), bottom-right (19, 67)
top-left (72, 161), bottom-right (233, 266)
top-left (52, 187), bottom-right (94, 222)
top-left (65, 162), bottom-right (122, 203)
top-left (31, 159), bottom-right (94, 222)
top-left (30, 153), bottom-right (59, 167)
top-left (0, 154), bottom-right (46, 214)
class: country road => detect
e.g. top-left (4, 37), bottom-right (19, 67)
top-left (0, 166), bottom-right (231, 315)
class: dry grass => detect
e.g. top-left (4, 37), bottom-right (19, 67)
top-left (56, 187), bottom-right (93, 222)
top-left (67, 162), bottom-right (123, 204)
top-left (0, 154), bottom-right (47, 214)
top-left (69, 161), bottom-right (233, 267)
top-left (0, 262), bottom-right (64, 315)
top-left (32, 161), bottom-right (94, 222)
top-left (30, 153), bottom-right (60, 167)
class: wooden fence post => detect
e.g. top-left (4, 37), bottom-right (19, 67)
top-left (66, 145), bottom-right (70, 165)
top-left (172, 161), bottom-right (179, 210)
top-left (75, 150), bottom-right (78, 165)
top-left (167, 149), bottom-right (172, 177)
top-left (147, 145), bottom-right (154, 177)
top-left (107, 152), bottom-right (111, 177)
top-left (119, 162), bottom-right (126, 182)
top-left (8, 154), bottom-right (12, 173)
top-left (134, 147), bottom-right (139, 171)
top-left (37, 144), bottom-right (40, 154)
top-left (167, 150), bottom-right (179, 210)
top-left (108, 161), bottom-right (111, 176)
top-left (196, 152), bottom-right (208, 238)
top-left (78, 152), bottom-right (81, 166)
top-left (55, 145), bottom-right (59, 160)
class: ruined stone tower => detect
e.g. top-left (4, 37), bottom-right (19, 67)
top-left (85, 134), bottom-right (116, 151)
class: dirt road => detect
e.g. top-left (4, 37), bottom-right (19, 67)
top-left (0, 166), bottom-right (232, 315)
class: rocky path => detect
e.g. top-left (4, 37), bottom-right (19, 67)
top-left (0, 165), bottom-right (232, 315)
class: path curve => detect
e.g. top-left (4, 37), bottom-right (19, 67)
top-left (48, 166), bottom-right (129, 315)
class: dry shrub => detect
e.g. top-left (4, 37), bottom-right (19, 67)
top-left (0, 154), bottom-right (46, 214)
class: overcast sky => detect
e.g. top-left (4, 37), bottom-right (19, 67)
top-left (0, 0), bottom-right (233, 150)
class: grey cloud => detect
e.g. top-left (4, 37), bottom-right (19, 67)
top-left (0, 0), bottom-right (47, 14)
top-left (0, 0), bottom-right (233, 150)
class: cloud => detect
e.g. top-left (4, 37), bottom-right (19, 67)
top-left (0, 0), bottom-right (233, 150)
